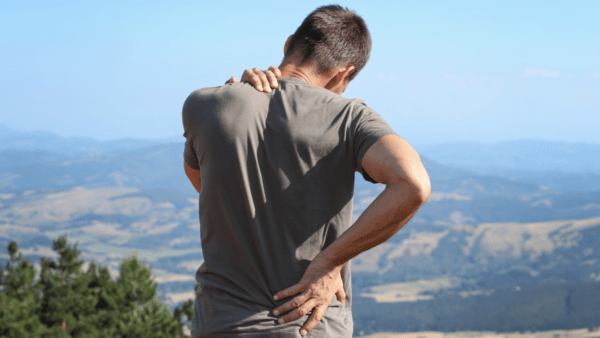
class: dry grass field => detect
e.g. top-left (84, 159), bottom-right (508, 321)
top-left (360, 328), bottom-right (600, 338)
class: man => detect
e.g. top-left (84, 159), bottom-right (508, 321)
top-left (183, 5), bottom-right (430, 337)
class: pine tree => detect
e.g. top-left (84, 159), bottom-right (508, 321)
top-left (39, 235), bottom-right (94, 336)
top-left (0, 241), bottom-right (48, 337)
top-left (119, 254), bottom-right (157, 310)
top-left (1, 236), bottom-right (191, 337)
top-left (110, 254), bottom-right (185, 337)
top-left (75, 262), bottom-right (124, 337)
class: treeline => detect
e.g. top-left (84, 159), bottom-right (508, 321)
top-left (0, 235), bottom-right (194, 337)
top-left (7, 236), bottom-right (600, 337)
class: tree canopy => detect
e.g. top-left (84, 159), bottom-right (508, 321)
top-left (0, 235), bottom-right (195, 338)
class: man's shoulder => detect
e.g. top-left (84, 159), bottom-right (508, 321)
top-left (186, 83), bottom-right (262, 100)
top-left (183, 87), bottom-right (218, 111)
top-left (184, 83), bottom-right (266, 112)
top-left (327, 96), bottom-right (373, 118)
top-left (343, 97), bottom-right (369, 109)
top-left (183, 82), bottom-right (373, 118)
top-left (187, 85), bottom-right (220, 99)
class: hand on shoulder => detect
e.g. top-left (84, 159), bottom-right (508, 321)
top-left (225, 66), bottom-right (282, 93)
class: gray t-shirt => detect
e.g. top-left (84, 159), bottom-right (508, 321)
top-left (183, 77), bottom-right (396, 337)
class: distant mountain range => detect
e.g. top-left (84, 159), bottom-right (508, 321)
top-left (414, 140), bottom-right (600, 174)
top-left (0, 123), bottom-right (181, 155)
top-left (1, 123), bottom-right (600, 332)
top-left (3, 123), bottom-right (599, 192)
top-left (415, 140), bottom-right (600, 193)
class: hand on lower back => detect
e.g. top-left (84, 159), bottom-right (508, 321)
top-left (272, 255), bottom-right (345, 336)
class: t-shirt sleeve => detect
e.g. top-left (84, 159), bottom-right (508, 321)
top-left (182, 91), bottom-right (200, 170)
top-left (351, 101), bottom-right (397, 184)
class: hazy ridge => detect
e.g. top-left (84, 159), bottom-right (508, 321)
top-left (1, 124), bottom-right (599, 334)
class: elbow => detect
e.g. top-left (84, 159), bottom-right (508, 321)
top-left (386, 176), bottom-right (430, 211)
top-left (406, 174), bottom-right (431, 207)
top-left (412, 165), bottom-right (432, 205)
top-left (384, 163), bottom-right (431, 207)
top-left (416, 177), bottom-right (431, 205)
top-left (407, 184), bottom-right (429, 208)
top-left (385, 174), bottom-right (431, 206)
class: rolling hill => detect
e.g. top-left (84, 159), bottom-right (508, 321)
top-left (1, 126), bottom-right (599, 333)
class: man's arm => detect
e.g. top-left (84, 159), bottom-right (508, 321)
top-left (184, 161), bottom-right (201, 193)
top-left (272, 134), bottom-right (431, 336)
top-left (319, 134), bottom-right (431, 264)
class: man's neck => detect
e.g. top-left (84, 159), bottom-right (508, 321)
top-left (278, 62), bottom-right (328, 88)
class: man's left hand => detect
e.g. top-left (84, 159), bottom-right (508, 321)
top-left (226, 65), bottom-right (281, 93)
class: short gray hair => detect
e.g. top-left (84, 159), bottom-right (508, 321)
top-left (284, 4), bottom-right (372, 81)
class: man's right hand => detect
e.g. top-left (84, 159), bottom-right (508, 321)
top-left (271, 254), bottom-right (346, 336)
top-left (225, 65), bottom-right (281, 93)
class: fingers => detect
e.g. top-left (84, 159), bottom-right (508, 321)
top-left (265, 69), bottom-right (279, 89)
top-left (253, 67), bottom-right (271, 93)
top-left (268, 65), bottom-right (282, 78)
top-left (240, 67), bottom-right (281, 93)
top-left (335, 289), bottom-right (346, 303)
top-left (273, 290), bottom-right (309, 317)
top-left (224, 76), bottom-right (236, 85)
top-left (266, 65), bottom-right (281, 88)
top-left (241, 69), bottom-right (263, 92)
top-left (277, 298), bottom-right (318, 325)
top-left (273, 282), bottom-right (304, 302)
top-left (300, 305), bottom-right (327, 336)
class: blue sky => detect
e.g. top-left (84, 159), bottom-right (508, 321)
top-left (1, 0), bottom-right (599, 145)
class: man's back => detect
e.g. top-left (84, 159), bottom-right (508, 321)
top-left (183, 77), bottom-right (396, 337)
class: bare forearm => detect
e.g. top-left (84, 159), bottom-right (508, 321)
top-left (184, 161), bottom-right (201, 193)
top-left (318, 182), bottom-right (426, 267)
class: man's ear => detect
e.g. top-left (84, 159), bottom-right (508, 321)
top-left (341, 66), bottom-right (355, 83)
top-left (284, 35), bottom-right (293, 55)
top-left (325, 66), bottom-right (356, 93)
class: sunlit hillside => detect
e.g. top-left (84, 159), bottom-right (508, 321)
top-left (1, 126), bottom-right (599, 333)
top-left (360, 328), bottom-right (600, 338)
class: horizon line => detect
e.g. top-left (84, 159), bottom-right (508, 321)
top-left (2, 123), bottom-right (599, 146)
